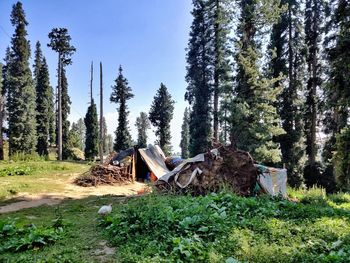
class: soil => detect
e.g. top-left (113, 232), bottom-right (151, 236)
top-left (0, 177), bottom-right (146, 214)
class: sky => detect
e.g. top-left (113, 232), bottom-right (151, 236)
top-left (0, 0), bottom-right (193, 153)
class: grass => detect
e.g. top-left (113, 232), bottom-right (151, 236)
top-left (102, 190), bottom-right (350, 262)
top-left (1, 163), bottom-right (350, 262)
top-left (0, 195), bottom-right (122, 262)
top-left (0, 160), bottom-right (89, 200)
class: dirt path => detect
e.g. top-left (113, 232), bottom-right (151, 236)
top-left (0, 180), bottom-right (146, 214)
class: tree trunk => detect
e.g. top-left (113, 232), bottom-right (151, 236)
top-left (58, 54), bottom-right (62, 161)
top-left (213, 0), bottom-right (219, 142)
top-left (99, 62), bottom-right (104, 164)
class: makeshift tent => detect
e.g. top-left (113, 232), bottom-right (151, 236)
top-left (134, 144), bottom-right (170, 181)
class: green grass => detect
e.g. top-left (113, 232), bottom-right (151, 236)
top-left (0, 195), bottom-right (122, 262)
top-left (0, 161), bottom-right (89, 200)
top-left (102, 190), bottom-right (350, 263)
top-left (1, 164), bottom-right (350, 263)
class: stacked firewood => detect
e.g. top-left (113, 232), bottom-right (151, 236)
top-left (156, 146), bottom-right (258, 196)
top-left (75, 164), bottom-right (133, 187)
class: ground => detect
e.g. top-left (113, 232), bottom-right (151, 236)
top-left (1, 161), bottom-right (350, 262)
top-left (0, 160), bottom-right (146, 262)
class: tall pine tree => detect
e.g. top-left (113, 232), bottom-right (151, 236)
top-left (135, 112), bottom-right (150, 148)
top-left (110, 66), bottom-right (134, 151)
top-left (269, 0), bottom-right (305, 186)
top-left (84, 99), bottom-right (98, 160)
top-left (323, 0), bottom-right (350, 190)
top-left (48, 27), bottom-right (75, 160)
top-left (209, 0), bottom-right (233, 142)
top-left (33, 42), bottom-right (54, 156)
top-left (229, 0), bottom-right (285, 164)
top-left (35, 56), bottom-right (54, 156)
top-left (149, 83), bottom-right (175, 155)
top-left (185, 0), bottom-right (213, 156)
top-left (180, 107), bottom-right (190, 159)
top-left (0, 63), bottom-right (4, 160)
top-left (7, 2), bottom-right (37, 155)
top-left (303, 0), bottom-right (325, 186)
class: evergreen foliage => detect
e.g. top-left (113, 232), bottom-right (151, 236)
top-left (185, 0), bottom-right (213, 156)
top-left (84, 99), bottom-right (99, 160)
top-left (209, 0), bottom-right (233, 142)
top-left (61, 69), bottom-right (72, 159)
top-left (180, 107), bottom-right (190, 159)
top-left (334, 127), bottom-right (350, 191)
top-left (110, 66), bottom-right (134, 151)
top-left (35, 53), bottom-right (54, 156)
top-left (229, 0), bottom-right (285, 164)
top-left (48, 27), bottom-right (75, 160)
top-left (269, 0), bottom-right (305, 186)
top-left (149, 83), bottom-right (175, 155)
top-left (135, 112), bottom-right (150, 148)
top-left (0, 63), bottom-right (4, 160)
top-left (6, 2), bottom-right (37, 155)
top-left (33, 42), bottom-right (54, 156)
top-left (68, 122), bottom-right (83, 150)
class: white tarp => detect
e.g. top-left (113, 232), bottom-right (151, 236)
top-left (138, 144), bottom-right (169, 179)
top-left (256, 165), bottom-right (287, 197)
top-left (158, 154), bottom-right (205, 185)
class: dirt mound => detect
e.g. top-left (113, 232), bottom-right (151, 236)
top-left (74, 164), bottom-right (133, 187)
top-left (156, 146), bottom-right (257, 196)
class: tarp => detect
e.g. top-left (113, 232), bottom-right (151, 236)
top-left (158, 154), bottom-right (205, 186)
top-left (255, 164), bottom-right (287, 197)
top-left (138, 144), bottom-right (169, 179)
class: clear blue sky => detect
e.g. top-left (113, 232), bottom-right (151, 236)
top-left (0, 0), bottom-right (192, 153)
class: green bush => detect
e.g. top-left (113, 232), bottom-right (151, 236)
top-left (103, 192), bottom-right (350, 262)
top-left (0, 166), bottom-right (34, 177)
top-left (0, 219), bottom-right (63, 253)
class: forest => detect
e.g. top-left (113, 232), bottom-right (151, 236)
top-left (0, 0), bottom-right (350, 262)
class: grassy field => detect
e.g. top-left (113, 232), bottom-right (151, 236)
top-left (0, 161), bottom-right (89, 200)
top-left (1, 161), bottom-right (350, 262)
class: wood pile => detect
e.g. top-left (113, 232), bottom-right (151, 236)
top-left (74, 164), bottom-right (133, 187)
top-left (156, 146), bottom-right (258, 196)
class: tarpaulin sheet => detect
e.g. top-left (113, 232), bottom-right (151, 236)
top-left (138, 145), bottom-right (169, 179)
top-left (255, 164), bottom-right (287, 197)
top-left (158, 154), bottom-right (205, 184)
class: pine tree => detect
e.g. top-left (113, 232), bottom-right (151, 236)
top-left (135, 112), bottom-right (150, 148)
top-left (110, 66), bottom-right (134, 151)
top-left (0, 63), bottom-right (4, 160)
top-left (1, 48), bottom-right (11, 160)
top-left (84, 99), bottom-right (98, 160)
top-left (75, 118), bottom-right (86, 150)
top-left (303, 0), bottom-right (325, 186)
top-left (269, 0), bottom-right (305, 186)
top-left (149, 83), bottom-right (175, 155)
top-left (7, 2), bottom-right (37, 155)
top-left (48, 27), bottom-right (76, 160)
top-left (35, 56), bottom-right (54, 156)
top-left (61, 68), bottom-right (72, 159)
top-left (185, 0), bottom-right (213, 156)
top-left (180, 107), bottom-right (190, 159)
top-left (68, 122), bottom-right (82, 149)
top-left (229, 0), bottom-right (285, 164)
top-left (334, 127), bottom-right (350, 191)
top-left (101, 117), bottom-right (108, 154)
top-left (322, 0), bottom-right (350, 190)
top-left (209, 0), bottom-right (232, 142)
top-left (105, 134), bottom-right (114, 154)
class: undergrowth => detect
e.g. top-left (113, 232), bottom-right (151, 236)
top-left (103, 191), bottom-right (350, 263)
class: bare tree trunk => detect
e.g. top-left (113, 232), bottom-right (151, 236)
top-left (99, 62), bottom-right (104, 164)
top-left (213, 0), bottom-right (219, 142)
top-left (58, 54), bottom-right (62, 161)
top-left (90, 61), bottom-right (93, 104)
